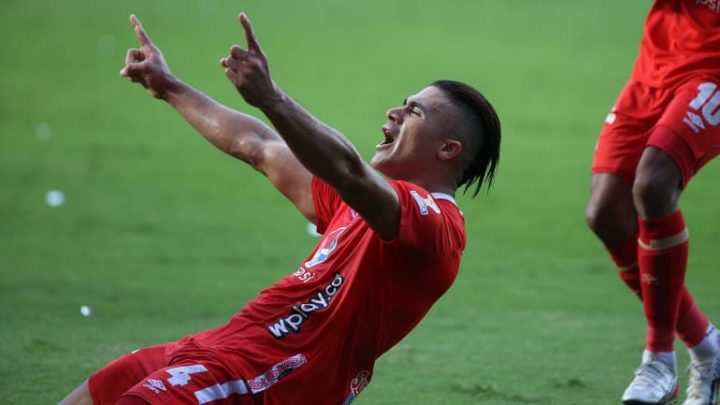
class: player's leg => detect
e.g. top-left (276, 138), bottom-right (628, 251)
top-left (586, 173), bottom-right (641, 296)
top-left (586, 82), bottom-right (678, 404)
top-left (620, 145), bottom-right (685, 405)
top-left (633, 77), bottom-right (720, 405)
top-left (588, 168), bottom-right (712, 405)
top-left (587, 80), bottom-right (657, 300)
top-left (59, 344), bottom-right (170, 405)
top-left (633, 145), bottom-right (687, 350)
top-left (586, 172), bottom-right (706, 334)
top-left (589, 159), bottom-right (683, 405)
top-left (586, 171), bottom-right (708, 335)
top-left (59, 380), bottom-right (93, 405)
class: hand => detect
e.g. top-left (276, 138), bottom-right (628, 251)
top-left (120, 15), bottom-right (175, 100)
top-left (220, 13), bottom-right (282, 108)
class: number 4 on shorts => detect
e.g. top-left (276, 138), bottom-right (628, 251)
top-left (166, 364), bottom-right (208, 386)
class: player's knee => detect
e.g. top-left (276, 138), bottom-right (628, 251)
top-left (585, 200), bottom-right (633, 243)
top-left (584, 203), bottom-right (603, 233)
top-left (632, 147), bottom-right (682, 217)
top-left (632, 169), bottom-right (677, 214)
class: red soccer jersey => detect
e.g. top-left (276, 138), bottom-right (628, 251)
top-left (632, 0), bottom-right (720, 88)
top-left (172, 178), bottom-right (465, 404)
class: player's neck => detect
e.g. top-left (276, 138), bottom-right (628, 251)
top-left (405, 176), bottom-right (456, 197)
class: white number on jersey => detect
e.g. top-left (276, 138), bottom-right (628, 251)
top-left (686, 82), bottom-right (720, 132)
top-left (166, 364), bottom-right (208, 386)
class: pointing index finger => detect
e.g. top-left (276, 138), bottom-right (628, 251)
top-left (239, 13), bottom-right (261, 53)
top-left (130, 14), bottom-right (154, 48)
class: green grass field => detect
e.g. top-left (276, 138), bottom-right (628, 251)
top-left (2, 0), bottom-right (719, 403)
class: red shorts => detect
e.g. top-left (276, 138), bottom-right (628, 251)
top-left (592, 76), bottom-right (720, 187)
top-left (88, 343), bottom-right (256, 405)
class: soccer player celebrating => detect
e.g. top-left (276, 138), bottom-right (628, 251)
top-left (586, 1), bottom-right (720, 404)
top-left (60, 13), bottom-right (501, 405)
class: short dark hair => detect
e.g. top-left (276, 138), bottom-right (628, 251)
top-left (432, 80), bottom-right (501, 197)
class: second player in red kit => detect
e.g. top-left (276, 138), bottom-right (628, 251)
top-left (60, 11), bottom-right (501, 405)
top-left (587, 1), bottom-right (720, 404)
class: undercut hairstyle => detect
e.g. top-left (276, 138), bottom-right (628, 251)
top-left (432, 80), bottom-right (501, 197)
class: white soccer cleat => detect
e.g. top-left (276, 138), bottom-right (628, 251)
top-left (622, 356), bottom-right (678, 405)
top-left (682, 355), bottom-right (720, 405)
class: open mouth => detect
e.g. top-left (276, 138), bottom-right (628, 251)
top-left (377, 126), bottom-right (396, 148)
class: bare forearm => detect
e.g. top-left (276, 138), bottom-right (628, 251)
top-left (259, 90), bottom-right (366, 186)
top-left (163, 78), bottom-right (278, 163)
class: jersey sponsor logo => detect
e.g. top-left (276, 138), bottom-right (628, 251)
top-left (142, 378), bottom-right (167, 394)
top-left (410, 190), bottom-right (440, 216)
top-left (267, 272), bottom-right (345, 338)
top-left (304, 226), bottom-right (348, 268)
top-left (685, 82), bottom-right (720, 133)
top-left (697, 0), bottom-right (720, 12)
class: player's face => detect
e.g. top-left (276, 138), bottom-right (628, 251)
top-left (371, 86), bottom-right (456, 179)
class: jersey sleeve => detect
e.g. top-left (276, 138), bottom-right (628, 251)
top-left (311, 176), bottom-right (343, 234)
top-left (386, 181), bottom-right (465, 256)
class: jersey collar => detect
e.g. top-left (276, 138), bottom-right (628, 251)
top-left (431, 192), bottom-right (457, 206)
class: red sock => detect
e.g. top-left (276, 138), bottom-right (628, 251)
top-left (638, 210), bottom-right (689, 352)
top-left (676, 289), bottom-right (709, 347)
top-left (607, 234), bottom-right (708, 347)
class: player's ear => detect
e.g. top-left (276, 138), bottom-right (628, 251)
top-left (437, 139), bottom-right (463, 161)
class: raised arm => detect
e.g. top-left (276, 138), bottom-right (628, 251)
top-left (221, 14), bottom-right (400, 240)
top-left (120, 15), bottom-right (315, 222)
